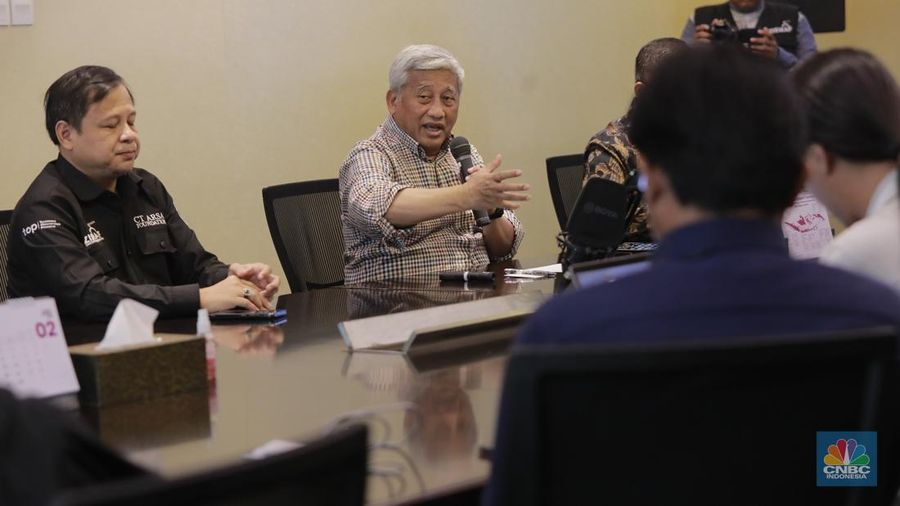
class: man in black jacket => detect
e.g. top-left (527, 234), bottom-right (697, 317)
top-left (7, 66), bottom-right (279, 321)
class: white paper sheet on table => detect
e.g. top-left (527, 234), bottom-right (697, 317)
top-left (504, 263), bottom-right (562, 279)
top-left (781, 192), bottom-right (833, 260)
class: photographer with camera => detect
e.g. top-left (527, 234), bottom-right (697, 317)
top-left (680, 0), bottom-right (817, 69)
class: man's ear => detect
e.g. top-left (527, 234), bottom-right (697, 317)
top-left (644, 164), bottom-right (667, 204)
top-left (803, 143), bottom-right (833, 178)
top-left (633, 81), bottom-right (645, 97)
top-left (637, 152), bottom-right (666, 205)
top-left (386, 90), bottom-right (397, 114)
top-left (55, 121), bottom-right (75, 151)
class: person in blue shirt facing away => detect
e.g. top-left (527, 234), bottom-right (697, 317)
top-left (517, 44), bottom-right (900, 348)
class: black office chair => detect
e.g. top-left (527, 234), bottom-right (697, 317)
top-left (54, 424), bottom-right (368, 506)
top-left (487, 328), bottom-right (900, 506)
top-left (262, 179), bottom-right (344, 293)
top-left (545, 154), bottom-right (586, 231)
top-left (0, 209), bottom-right (12, 302)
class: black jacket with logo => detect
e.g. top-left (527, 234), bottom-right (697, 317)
top-left (7, 156), bottom-right (229, 321)
top-left (695, 1), bottom-right (800, 56)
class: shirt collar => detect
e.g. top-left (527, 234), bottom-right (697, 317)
top-left (55, 154), bottom-right (143, 202)
top-left (383, 115), bottom-right (451, 162)
top-left (731, 0), bottom-right (765, 16)
top-left (655, 217), bottom-right (787, 261)
top-left (867, 170), bottom-right (899, 217)
top-left (617, 112), bottom-right (632, 131)
top-left (730, 1), bottom-right (765, 29)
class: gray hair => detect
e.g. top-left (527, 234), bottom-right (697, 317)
top-left (388, 44), bottom-right (465, 95)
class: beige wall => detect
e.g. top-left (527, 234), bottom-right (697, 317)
top-left (1, 0), bottom-right (898, 285)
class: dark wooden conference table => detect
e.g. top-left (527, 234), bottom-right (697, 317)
top-left (64, 266), bottom-right (560, 505)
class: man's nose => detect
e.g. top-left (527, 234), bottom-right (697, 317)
top-left (427, 101), bottom-right (445, 119)
top-left (120, 124), bottom-right (137, 142)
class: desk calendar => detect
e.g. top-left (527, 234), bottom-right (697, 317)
top-left (0, 297), bottom-right (79, 398)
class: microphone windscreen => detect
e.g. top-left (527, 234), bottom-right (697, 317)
top-left (449, 136), bottom-right (471, 158)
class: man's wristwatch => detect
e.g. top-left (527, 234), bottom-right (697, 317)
top-left (488, 208), bottom-right (505, 221)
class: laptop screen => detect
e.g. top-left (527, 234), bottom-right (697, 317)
top-left (569, 253), bottom-right (652, 289)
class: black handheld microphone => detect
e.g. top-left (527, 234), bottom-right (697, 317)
top-left (439, 271), bottom-right (495, 283)
top-left (449, 136), bottom-right (492, 227)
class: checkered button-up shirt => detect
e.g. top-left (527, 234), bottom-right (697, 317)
top-left (339, 117), bottom-right (524, 284)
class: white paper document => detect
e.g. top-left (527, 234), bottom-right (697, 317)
top-left (505, 263), bottom-right (563, 279)
top-left (781, 192), bottom-right (833, 259)
top-left (245, 439), bottom-right (304, 460)
top-left (0, 297), bottom-right (80, 398)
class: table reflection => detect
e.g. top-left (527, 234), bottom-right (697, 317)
top-left (332, 352), bottom-right (489, 503)
top-left (211, 323), bottom-right (285, 357)
top-left (72, 277), bottom-right (555, 504)
top-left (345, 288), bottom-right (493, 320)
top-left (403, 369), bottom-right (478, 463)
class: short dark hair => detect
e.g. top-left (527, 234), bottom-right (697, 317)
top-left (44, 65), bottom-right (132, 146)
top-left (628, 45), bottom-right (806, 216)
top-left (792, 48), bottom-right (900, 162)
top-left (635, 38), bottom-right (687, 83)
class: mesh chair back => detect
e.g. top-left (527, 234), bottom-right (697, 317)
top-left (54, 424), bottom-right (368, 506)
top-left (0, 210), bottom-right (12, 302)
top-left (488, 327), bottom-right (900, 506)
top-left (545, 154), bottom-right (585, 231)
top-left (262, 179), bottom-right (344, 293)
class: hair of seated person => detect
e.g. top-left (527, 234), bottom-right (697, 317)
top-left (635, 37), bottom-right (688, 84)
top-left (792, 48), bottom-right (900, 164)
top-left (44, 65), bottom-right (133, 146)
top-left (628, 44), bottom-right (806, 217)
top-left (388, 44), bottom-right (465, 95)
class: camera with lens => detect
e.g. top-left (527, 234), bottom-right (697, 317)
top-left (710, 20), bottom-right (757, 45)
top-left (710, 20), bottom-right (738, 42)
